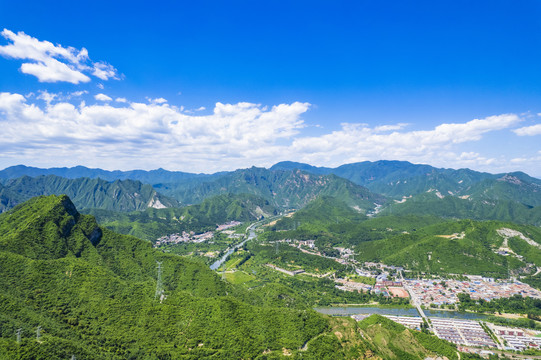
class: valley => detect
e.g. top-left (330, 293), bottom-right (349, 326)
top-left (2, 161), bottom-right (541, 359)
top-left (3, 5), bottom-right (539, 358)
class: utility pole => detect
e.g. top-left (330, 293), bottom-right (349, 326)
top-left (16, 328), bottom-right (21, 343)
top-left (155, 261), bottom-right (163, 300)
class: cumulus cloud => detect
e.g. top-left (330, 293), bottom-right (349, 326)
top-left (147, 97), bottom-right (167, 104)
top-left (0, 92), bottom-right (310, 171)
top-left (374, 123), bottom-right (408, 132)
top-left (36, 90), bottom-right (57, 104)
top-left (0, 92), bottom-right (528, 172)
top-left (94, 93), bottom-right (112, 102)
top-left (68, 90), bottom-right (88, 98)
top-left (0, 29), bottom-right (118, 84)
top-left (92, 62), bottom-right (118, 80)
top-left (290, 114), bottom-right (520, 166)
top-left (514, 124), bottom-right (541, 136)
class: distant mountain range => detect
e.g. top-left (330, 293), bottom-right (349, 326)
top-left (0, 175), bottom-right (178, 212)
top-left (4, 161), bottom-right (539, 198)
top-left (155, 167), bottom-right (385, 212)
top-left (2, 161), bottom-right (541, 227)
top-left (0, 164), bottom-right (218, 184)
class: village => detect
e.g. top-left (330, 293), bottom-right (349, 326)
top-left (263, 237), bottom-right (541, 355)
top-left (405, 277), bottom-right (541, 307)
top-left (154, 220), bottom-right (242, 247)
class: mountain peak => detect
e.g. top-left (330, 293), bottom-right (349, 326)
top-left (0, 195), bottom-right (102, 260)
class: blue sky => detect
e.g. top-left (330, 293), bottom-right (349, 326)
top-left (1, 0), bottom-right (541, 175)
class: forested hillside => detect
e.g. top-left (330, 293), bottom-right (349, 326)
top-left (0, 175), bottom-right (178, 212)
top-left (83, 193), bottom-right (277, 241)
top-left (155, 167), bottom-right (385, 211)
top-left (0, 195), bottom-right (477, 359)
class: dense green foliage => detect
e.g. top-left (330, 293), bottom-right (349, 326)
top-left (0, 175), bottom-right (178, 212)
top-left (221, 243), bottom-right (410, 308)
top-left (380, 191), bottom-right (541, 226)
top-left (0, 195), bottom-right (330, 359)
top-left (0, 195), bottom-right (477, 360)
top-left (248, 242), bottom-right (348, 274)
top-left (264, 205), bottom-right (442, 254)
top-left (269, 196), bottom-right (366, 231)
top-left (458, 293), bottom-right (541, 317)
top-left (84, 193), bottom-right (277, 241)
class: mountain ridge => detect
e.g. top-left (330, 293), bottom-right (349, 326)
top-left (0, 175), bottom-right (179, 212)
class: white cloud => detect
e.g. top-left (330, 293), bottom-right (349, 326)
top-left (147, 97), bottom-right (167, 104)
top-left (69, 90), bottom-right (88, 98)
top-left (92, 62), bottom-right (118, 80)
top-left (514, 124), bottom-right (541, 136)
top-left (289, 114), bottom-right (521, 170)
top-left (0, 93), bottom-right (531, 173)
top-left (94, 93), bottom-right (112, 102)
top-left (0, 29), bottom-right (118, 84)
top-left (0, 92), bottom-right (310, 171)
top-left (36, 90), bottom-right (57, 104)
top-left (374, 123), bottom-right (408, 132)
top-left (20, 57), bottom-right (91, 83)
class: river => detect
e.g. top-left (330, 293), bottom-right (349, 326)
top-left (209, 228), bottom-right (256, 270)
top-left (314, 306), bottom-right (489, 320)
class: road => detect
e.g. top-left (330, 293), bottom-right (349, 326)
top-left (210, 227), bottom-right (255, 270)
top-left (400, 271), bottom-right (433, 332)
top-left (209, 214), bottom-right (283, 271)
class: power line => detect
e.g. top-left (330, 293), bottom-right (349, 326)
top-left (155, 261), bottom-right (163, 300)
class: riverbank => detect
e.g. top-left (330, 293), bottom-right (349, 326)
top-left (328, 303), bottom-right (414, 309)
top-left (315, 305), bottom-right (490, 320)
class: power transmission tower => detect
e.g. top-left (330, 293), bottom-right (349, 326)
top-left (16, 328), bottom-right (21, 343)
top-left (275, 241), bottom-right (279, 255)
top-left (155, 261), bottom-right (163, 300)
top-left (36, 326), bottom-right (41, 341)
top-left (71, 356), bottom-right (76, 360)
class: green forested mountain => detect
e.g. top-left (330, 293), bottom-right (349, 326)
top-left (0, 175), bottom-right (178, 212)
top-left (263, 196), bottom-right (442, 256)
top-left (467, 172), bottom-right (541, 207)
top-left (356, 219), bottom-right (541, 277)
top-left (379, 173), bottom-right (541, 226)
top-left (269, 195), bottom-right (366, 231)
top-left (0, 195), bottom-right (476, 359)
top-left (84, 193), bottom-right (278, 241)
top-left (0, 195), bottom-right (326, 359)
top-left (156, 167), bottom-right (386, 211)
top-left (270, 160), bottom-right (495, 197)
top-left (3, 162), bottom-right (541, 221)
top-left (0, 183), bottom-right (24, 213)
